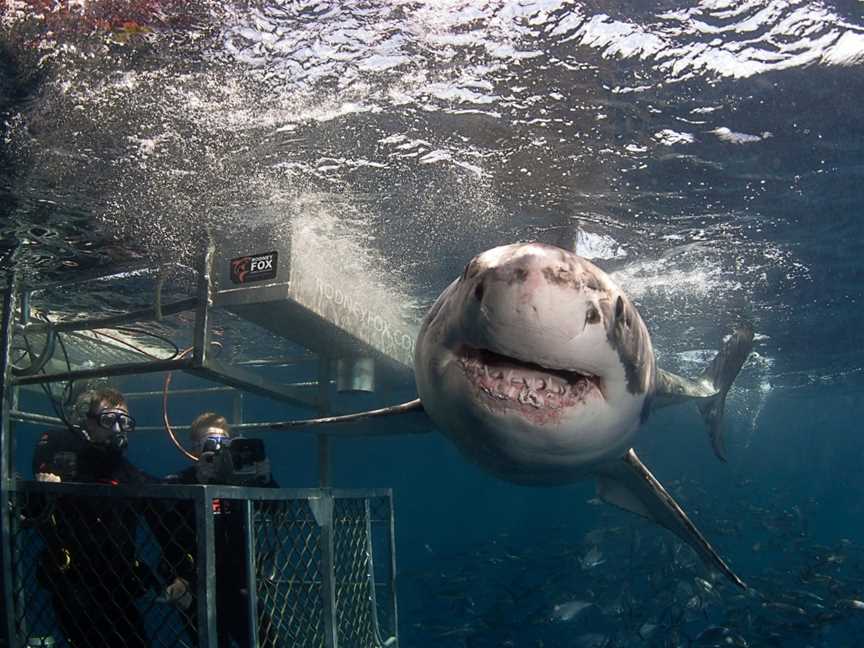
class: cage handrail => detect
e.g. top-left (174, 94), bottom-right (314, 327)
top-left (12, 357), bottom-right (195, 386)
top-left (23, 297), bottom-right (200, 334)
top-left (10, 480), bottom-right (393, 502)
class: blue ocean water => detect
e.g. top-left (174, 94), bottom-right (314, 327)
top-left (3, 1), bottom-right (864, 646)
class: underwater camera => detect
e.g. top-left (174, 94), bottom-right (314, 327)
top-left (195, 438), bottom-right (272, 486)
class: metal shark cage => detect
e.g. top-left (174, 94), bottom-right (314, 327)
top-left (0, 229), bottom-right (420, 647)
top-left (7, 483), bottom-right (396, 648)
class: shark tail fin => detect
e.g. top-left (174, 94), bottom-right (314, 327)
top-left (697, 325), bottom-right (754, 462)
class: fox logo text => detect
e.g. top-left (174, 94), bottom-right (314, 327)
top-left (230, 252), bottom-right (279, 284)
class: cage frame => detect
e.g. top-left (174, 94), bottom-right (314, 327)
top-left (0, 238), bottom-right (407, 647)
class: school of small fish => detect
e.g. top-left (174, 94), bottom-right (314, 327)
top-left (402, 478), bottom-right (864, 647)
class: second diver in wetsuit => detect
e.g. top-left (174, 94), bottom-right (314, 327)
top-left (160, 412), bottom-right (279, 647)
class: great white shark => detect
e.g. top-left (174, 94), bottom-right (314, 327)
top-left (274, 242), bottom-right (753, 588)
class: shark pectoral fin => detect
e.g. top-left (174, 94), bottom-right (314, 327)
top-left (596, 449), bottom-right (746, 590)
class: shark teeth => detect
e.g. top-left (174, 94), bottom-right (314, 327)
top-left (457, 346), bottom-right (602, 410)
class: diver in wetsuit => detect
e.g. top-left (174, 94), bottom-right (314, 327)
top-left (30, 386), bottom-right (156, 648)
top-left (160, 412), bottom-right (279, 647)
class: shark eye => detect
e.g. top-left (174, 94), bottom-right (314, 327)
top-left (585, 305), bottom-right (600, 325)
top-left (614, 296), bottom-right (631, 328)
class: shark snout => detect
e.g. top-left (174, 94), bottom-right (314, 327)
top-left (475, 255), bottom-right (564, 310)
top-left (463, 273), bottom-right (607, 372)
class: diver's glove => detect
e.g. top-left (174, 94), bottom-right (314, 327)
top-left (158, 576), bottom-right (193, 611)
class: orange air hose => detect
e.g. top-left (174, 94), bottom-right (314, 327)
top-left (163, 341), bottom-right (226, 463)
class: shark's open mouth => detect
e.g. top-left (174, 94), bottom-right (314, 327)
top-left (457, 346), bottom-right (604, 412)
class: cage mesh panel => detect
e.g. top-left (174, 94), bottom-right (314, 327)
top-left (10, 488), bottom-right (396, 648)
top-left (10, 491), bottom-right (197, 648)
top-left (254, 498), bottom-right (325, 648)
top-left (333, 498), bottom-right (378, 647)
top-left (368, 496), bottom-right (396, 643)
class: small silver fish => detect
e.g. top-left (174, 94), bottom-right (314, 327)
top-left (551, 600), bottom-right (593, 622)
top-left (842, 599), bottom-right (864, 610)
top-left (580, 546), bottom-right (606, 570)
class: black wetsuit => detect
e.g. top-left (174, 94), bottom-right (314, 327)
top-left (31, 427), bottom-right (156, 648)
top-left (162, 466), bottom-right (279, 648)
